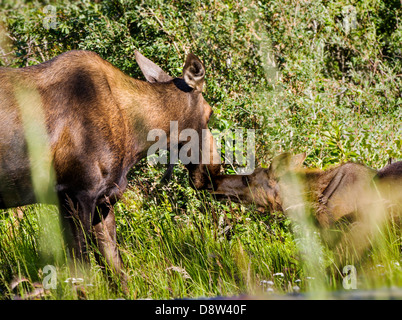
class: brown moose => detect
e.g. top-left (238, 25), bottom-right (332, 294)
top-left (0, 50), bottom-right (221, 283)
top-left (211, 153), bottom-right (399, 261)
top-left (373, 160), bottom-right (402, 217)
top-left (212, 153), bottom-right (379, 227)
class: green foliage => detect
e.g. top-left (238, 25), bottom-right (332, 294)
top-left (0, 0), bottom-right (401, 299)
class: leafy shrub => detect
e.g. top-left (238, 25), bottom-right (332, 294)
top-left (0, 0), bottom-right (401, 298)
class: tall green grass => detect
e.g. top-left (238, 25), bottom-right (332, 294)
top-left (0, 168), bottom-right (400, 299)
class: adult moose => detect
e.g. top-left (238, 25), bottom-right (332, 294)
top-left (0, 50), bottom-right (221, 283)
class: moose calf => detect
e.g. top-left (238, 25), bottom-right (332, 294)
top-left (374, 160), bottom-right (402, 217)
top-left (211, 153), bottom-right (398, 262)
top-left (212, 153), bottom-right (381, 227)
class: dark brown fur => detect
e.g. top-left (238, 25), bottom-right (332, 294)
top-left (0, 50), bottom-right (221, 286)
top-left (211, 153), bottom-right (378, 228)
top-left (375, 160), bottom-right (402, 181)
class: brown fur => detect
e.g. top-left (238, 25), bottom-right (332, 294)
top-left (373, 160), bottom-right (402, 214)
top-left (0, 50), bottom-right (221, 286)
top-left (212, 153), bottom-right (377, 228)
top-left (211, 154), bottom-right (402, 263)
top-left (213, 154), bottom-right (402, 264)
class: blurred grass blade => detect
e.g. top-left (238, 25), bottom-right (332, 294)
top-left (280, 171), bottom-right (328, 297)
top-left (15, 86), bottom-right (64, 265)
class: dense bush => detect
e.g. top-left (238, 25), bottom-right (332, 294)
top-left (0, 0), bottom-right (400, 299)
top-left (1, 0), bottom-right (400, 169)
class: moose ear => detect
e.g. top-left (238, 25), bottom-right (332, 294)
top-left (268, 153), bottom-right (292, 179)
top-left (183, 53), bottom-right (205, 92)
top-left (290, 153), bottom-right (306, 169)
top-left (268, 152), bottom-right (306, 179)
top-left (134, 50), bottom-right (173, 83)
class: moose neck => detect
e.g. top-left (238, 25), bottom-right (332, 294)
top-left (291, 167), bottom-right (340, 203)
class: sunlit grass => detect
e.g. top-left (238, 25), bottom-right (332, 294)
top-left (0, 173), bottom-right (400, 300)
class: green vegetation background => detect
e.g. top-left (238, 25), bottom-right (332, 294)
top-left (0, 0), bottom-right (401, 299)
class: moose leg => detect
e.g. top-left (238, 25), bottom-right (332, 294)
top-left (58, 192), bottom-right (95, 263)
top-left (60, 211), bottom-right (87, 262)
top-left (92, 203), bottom-right (127, 291)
